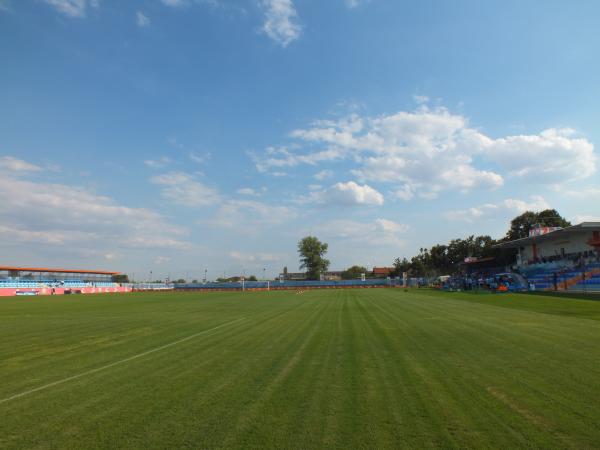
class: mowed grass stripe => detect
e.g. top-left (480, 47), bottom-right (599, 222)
top-left (0, 292), bottom-right (305, 398)
top-left (0, 292), bottom-right (321, 448)
top-left (361, 292), bottom-right (544, 447)
top-left (0, 316), bottom-right (248, 405)
top-left (1, 289), bottom-right (600, 449)
top-left (364, 290), bottom-right (600, 448)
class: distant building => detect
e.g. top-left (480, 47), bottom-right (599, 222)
top-left (280, 272), bottom-right (307, 281)
top-left (372, 267), bottom-right (393, 277)
top-left (322, 271), bottom-right (343, 281)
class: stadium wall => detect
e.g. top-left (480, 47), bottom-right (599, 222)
top-left (175, 278), bottom-right (401, 292)
top-left (0, 286), bottom-right (132, 297)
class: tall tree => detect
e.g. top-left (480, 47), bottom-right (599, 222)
top-left (392, 257), bottom-right (412, 276)
top-left (504, 209), bottom-right (571, 241)
top-left (298, 236), bottom-right (330, 280)
top-left (342, 265), bottom-right (367, 280)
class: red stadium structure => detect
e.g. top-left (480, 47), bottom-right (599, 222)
top-left (0, 266), bottom-right (132, 297)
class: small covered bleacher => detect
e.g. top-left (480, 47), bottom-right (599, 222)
top-left (0, 266), bottom-right (131, 296)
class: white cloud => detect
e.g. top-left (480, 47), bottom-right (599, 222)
top-left (136, 11), bottom-right (151, 27)
top-left (43, 0), bottom-right (98, 18)
top-left (144, 156), bottom-right (171, 169)
top-left (314, 169), bottom-right (334, 181)
top-left (0, 164), bottom-right (188, 250)
top-left (151, 172), bottom-right (220, 207)
top-left (312, 218), bottom-right (409, 247)
top-left (206, 199), bottom-right (297, 229)
top-left (159, 0), bottom-right (240, 12)
top-left (237, 187), bottom-right (266, 196)
top-left (0, 225), bottom-right (92, 245)
top-left (345, 0), bottom-right (371, 8)
top-left (253, 146), bottom-right (344, 173)
top-left (304, 181), bottom-right (384, 206)
top-left (444, 195), bottom-right (550, 223)
top-left (0, 156), bottom-right (42, 172)
top-left (229, 251), bottom-right (282, 263)
top-left (413, 95), bottom-right (429, 104)
top-left (161, 0), bottom-right (187, 6)
top-left (237, 187), bottom-right (257, 196)
top-left (0, 0), bottom-right (10, 12)
top-left (375, 218), bottom-right (408, 234)
top-left (189, 151), bottom-right (211, 165)
top-left (391, 184), bottom-right (414, 201)
top-left (478, 128), bottom-right (596, 182)
top-left (253, 105), bottom-right (595, 197)
top-left (561, 187), bottom-right (600, 199)
top-left (154, 256), bottom-right (171, 264)
top-left (260, 0), bottom-right (302, 47)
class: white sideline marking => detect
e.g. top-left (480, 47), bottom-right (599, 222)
top-left (0, 317), bottom-right (246, 405)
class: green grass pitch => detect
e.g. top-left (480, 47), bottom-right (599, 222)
top-left (1, 288), bottom-right (600, 449)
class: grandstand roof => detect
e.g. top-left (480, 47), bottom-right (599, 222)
top-left (0, 266), bottom-right (120, 275)
top-left (495, 222), bottom-right (600, 249)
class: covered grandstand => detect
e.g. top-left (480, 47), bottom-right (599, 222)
top-left (0, 266), bottom-right (132, 296)
top-left (495, 222), bottom-right (600, 292)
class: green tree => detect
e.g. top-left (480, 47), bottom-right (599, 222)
top-left (298, 236), bottom-right (330, 280)
top-left (217, 276), bottom-right (242, 282)
top-left (342, 265), bottom-right (367, 280)
top-left (392, 258), bottom-right (412, 276)
top-left (537, 209), bottom-right (571, 228)
top-left (504, 209), bottom-right (571, 241)
top-left (247, 275), bottom-right (258, 281)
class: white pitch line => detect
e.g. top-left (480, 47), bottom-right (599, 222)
top-left (0, 317), bottom-right (246, 405)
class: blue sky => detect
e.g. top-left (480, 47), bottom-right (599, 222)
top-left (1, 0), bottom-right (599, 280)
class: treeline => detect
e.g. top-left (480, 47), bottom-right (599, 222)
top-left (392, 235), bottom-right (500, 277)
top-left (391, 209), bottom-right (571, 278)
top-left (216, 275), bottom-right (258, 282)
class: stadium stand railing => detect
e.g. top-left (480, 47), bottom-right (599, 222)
top-left (518, 261), bottom-right (600, 292)
top-left (125, 283), bottom-right (174, 291)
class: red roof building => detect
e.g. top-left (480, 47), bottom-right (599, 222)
top-left (372, 267), bottom-right (393, 277)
